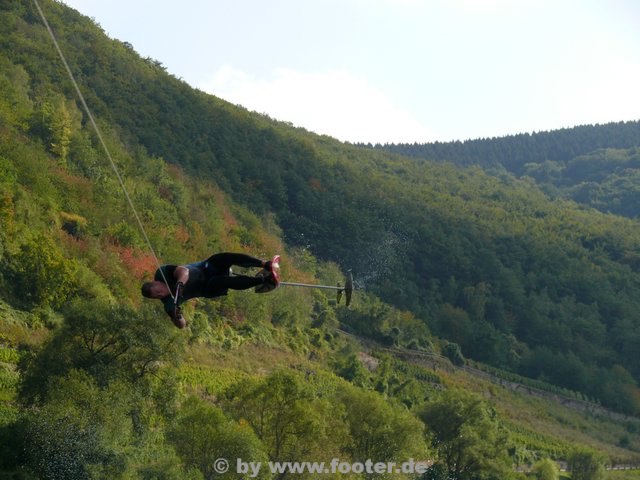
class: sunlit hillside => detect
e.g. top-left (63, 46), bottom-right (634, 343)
top-left (1, 1), bottom-right (639, 478)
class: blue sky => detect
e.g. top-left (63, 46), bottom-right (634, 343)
top-left (61, 0), bottom-right (640, 144)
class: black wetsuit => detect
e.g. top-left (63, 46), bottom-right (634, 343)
top-left (155, 253), bottom-right (265, 318)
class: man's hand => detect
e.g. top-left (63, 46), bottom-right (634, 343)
top-left (172, 307), bottom-right (186, 329)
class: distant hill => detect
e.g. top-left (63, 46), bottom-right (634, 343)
top-left (378, 123), bottom-right (640, 218)
top-left (377, 121), bottom-right (640, 172)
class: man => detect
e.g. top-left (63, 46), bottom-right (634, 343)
top-left (141, 252), bottom-right (280, 328)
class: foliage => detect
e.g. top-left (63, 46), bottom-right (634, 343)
top-left (442, 341), bottom-right (465, 366)
top-left (532, 458), bottom-right (560, 480)
top-left (169, 396), bottom-right (270, 479)
top-left (19, 299), bottom-right (185, 403)
top-left (223, 370), bottom-right (347, 468)
top-left (3, 0), bottom-right (640, 416)
top-left (336, 382), bottom-right (428, 464)
top-left (29, 93), bottom-right (79, 164)
top-left (380, 122), bottom-right (640, 177)
top-left (0, 1), bottom-right (639, 478)
top-left (338, 292), bottom-right (433, 350)
top-left (383, 131), bottom-right (640, 217)
top-left (419, 389), bottom-right (515, 480)
top-left (567, 449), bottom-right (606, 480)
top-left (15, 368), bottom-right (188, 479)
top-left (2, 234), bottom-right (78, 310)
top-left (22, 370), bottom-right (135, 479)
top-left (333, 352), bottom-right (372, 387)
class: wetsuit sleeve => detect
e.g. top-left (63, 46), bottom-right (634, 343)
top-left (161, 296), bottom-right (176, 318)
top-left (156, 265), bottom-right (179, 318)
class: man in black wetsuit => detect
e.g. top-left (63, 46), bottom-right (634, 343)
top-left (141, 252), bottom-right (279, 328)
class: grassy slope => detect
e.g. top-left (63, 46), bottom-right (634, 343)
top-left (180, 335), bottom-right (640, 466)
top-left (3, 274), bottom-right (640, 467)
top-left (5, 0), bottom-right (640, 417)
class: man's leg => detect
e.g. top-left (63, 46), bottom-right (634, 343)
top-left (206, 274), bottom-right (264, 291)
top-left (206, 253), bottom-right (264, 272)
top-left (204, 253), bottom-right (274, 293)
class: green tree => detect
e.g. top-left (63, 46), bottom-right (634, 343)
top-left (0, 57), bottom-right (33, 132)
top-left (442, 342), bottom-right (465, 366)
top-left (532, 458), bottom-right (559, 480)
top-left (48, 99), bottom-right (72, 162)
top-left (31, 95), bottom-right (76, 164)
top-left (14, 297), bottom-right (187, 477)
top-left (419, 389), bottom-right (514, 480)
top-left (567, 449), bottom-right (605, 480)
top-left (333, 352), bottom-right (371, 387)
top-left (169, 397), bottom-right (269, 480)
top-left (19, 299), bottom-right (184, 403)
top-left (223, 370), bottom-right (347, 471)
top-left (336, 383), bottom-right (428, 468)
top-left (20, 369), bottom-right (186, 479)
top-left (434, 304), bottom-right (473, 354)
top-left (4, 234), bottom-right (78, 310)
top-left (23, 371), bottom-right (136, 479)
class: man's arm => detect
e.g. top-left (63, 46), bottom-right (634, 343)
top-left (161, 297), bottom-right (186, 329)
top-left (172, 266), bottom-right (190, 306)
top-left (174, 266), bottom-right (189, 285)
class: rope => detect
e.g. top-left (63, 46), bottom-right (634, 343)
top-left (32, 0), bottom-right (175, 301)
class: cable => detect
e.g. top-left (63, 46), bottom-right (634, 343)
top-left (32, 0), bottom-right (175, 301)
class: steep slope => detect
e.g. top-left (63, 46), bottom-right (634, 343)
top-left (1, 1), bottom-right (640, 476)
top-left (2, 0), bottom-right (640, 416)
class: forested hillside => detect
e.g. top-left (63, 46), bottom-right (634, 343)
top-left (380, 122), bottom-right (640, 172)
top-left (1, 1), bottom-right (640, 477)
top-left (3, 0), bottom-right (640, 414)
top-left (380, 123), bottom-right (640, 218)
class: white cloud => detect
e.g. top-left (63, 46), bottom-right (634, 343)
top-left (198, 65), bottom-right (436, 144)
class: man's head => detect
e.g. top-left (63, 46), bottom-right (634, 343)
top-left (141, 280), bottom-right (171, 299)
